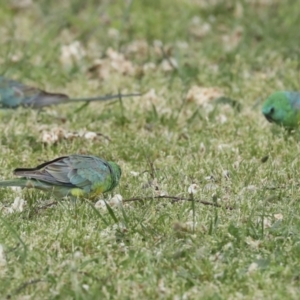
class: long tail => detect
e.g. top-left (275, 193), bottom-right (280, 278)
top-left (66, 93), bottom-right (141, 103)
top-left (0, 179), bottom-right (51, 190)
top-left (25, 92), bottom-right (142, 108)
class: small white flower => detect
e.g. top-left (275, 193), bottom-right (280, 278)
top-left (106, 48), bottom-right (136, 75)
top-left (143, 89), bottom-right (158, 102)
top-left (10, 186), bottom-right (22, 194)
top-left (126, 40), bottom-right (148, 55)
top-left (262, 217), bottom-right (272, 229)
top-left (107, 28), bottom-right (120, 39)
top-left (11, 197), bottom-right (26, 212)
top-left (218, 144), bottom-right (230, 151)
top-left (188, 183), bottom-right (198, 195)
top-left (184, 221), bottom-right (197, 232)
top-left (74, 251), bottom-right (82, 259)
top-left (153, 40), bottom-right (163, 48)
top-left (109, 194), bottom-right (123, 207)
top-left (42, 131), bottom-right (59, 144)
top-left (223, 242), bottom-right (233, 250)
top-left (160, 58), bottom-right (178, 72)
top-left (119, 242), bottom-right (128, 253)
top-left (95, 199), bottom-right (107, 210)
top-left (274, 213), bottom-right (283, 221)
top-left (176, 41), bottom-right (189, 49)
top-left (185, 86), bottom-right (223, 106)
top-left (199, 142), bottom-right (206, 152)
top-left (239, 185), bottom-right (257, 195)
top-left (214, 272), bottom-right (224, 280)
top-left (143, 62), bottom-right (156, 73)
top-left (157, 278), bottom-right (167, 294)
top-left (0, 244), bottom-right (6, 267)
top-left (203, 183), bottom-right (217, 191)
top-left (217, 114), bottom-right (227, 124)
top-left (246, 185), bottom-right (257, 191)
top-left (245, 236), bottom-right (261, 249)
top-left (64, 132), bottom-right (79, 140)
top-left (232, 160), bottom-right (240, 169)
top-left (10, 0), bottom-right (32, 9)
top-left (222, 170), bottom-right (230, 179)
top-left (3, 207), bottom-right (14, 214)
top-left (82, 284), bottom-right (89, 291)
top-left (60, 41), bottom-right (86, 66)
top-left (157, 190), bottom-right (168, 197)
top-left (83, 131), bottom-right (98, 140)
top-left (248, 262), bottom-right (258, 273)
top-left (130, 171), bottom-right (140, 177)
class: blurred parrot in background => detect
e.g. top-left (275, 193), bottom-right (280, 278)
top-left (0, 76), bottom-right (140, 109)
top-left (262, 91), bottom-right (300, 129)
top-left (0, 155), bottom-right (121, 199)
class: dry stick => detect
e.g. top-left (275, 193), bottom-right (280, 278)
top-left (36, 201), bottom-right (57, 210)
top-left (264, 185), bottom-right (292, 190)
top-left (159, 45), bottom-right (177, 71)
top-left (96, 132), bottom-right (111, 142)
top-left (123, 195), bottom-right (234, 210)
top-left (36, 196), bottom-right (234, 211)
top-left (14, 279), bottom-right (45, 294)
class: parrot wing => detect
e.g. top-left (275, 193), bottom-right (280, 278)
top-left (13, 155), bottom-right (112, 193)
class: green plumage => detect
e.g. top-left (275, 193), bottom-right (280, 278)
top-left (262, 91), bottom-right (300, 128)
top-left (0, 76), bottom-right (140, 108)
top-left (0, 155), bottom-right (121, 199)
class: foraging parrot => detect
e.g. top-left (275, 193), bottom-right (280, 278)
top-left (0, 76), bottom-right (140, 109)
top-left (262, 91), bottom-right (300, 128)
top-left (0, 155), bottom-right (121, 199)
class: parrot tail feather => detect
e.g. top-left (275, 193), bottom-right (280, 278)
top-left (0, 179), bottom-right (29, 188)
top-left (0, 179), bottom-right (51, 190)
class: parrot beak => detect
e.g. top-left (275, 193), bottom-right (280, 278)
top-left (264, 114), bottom-right (274, 123)
top-left (263, 106), bottom-right (275, 123)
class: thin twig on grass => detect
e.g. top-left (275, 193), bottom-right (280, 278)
top-left (35, 196), bottom-right (234, 210)
top-left (36, 201), bottom-right (57, 210)
top-left (14, 279), bottom-right (46, 294)
top-left (96, 132), bottom-right (111, 142)
top-left (159, 45), bottom-right (177, 71)
top-left (123, 195), bottom-right (234, 210)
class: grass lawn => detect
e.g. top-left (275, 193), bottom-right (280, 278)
top-left (1, 0), bottom-right (300, 298)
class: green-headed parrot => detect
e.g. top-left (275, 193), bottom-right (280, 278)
top-left (0, 76), bottom-right (140, 109)
top-left (262, 91), bottom-right (300, 128)
top-left (0, 155), bottom-right (121, 199)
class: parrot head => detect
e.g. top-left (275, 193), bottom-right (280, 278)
top-left (108, 161), bottom-right (122, 185)
top-left (262, 91), bottom-right (299, 128)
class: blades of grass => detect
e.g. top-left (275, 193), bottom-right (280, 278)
top-left (0, 215), bottom-right (27, 263)
top-left (73, 101), bottom-right (89, 114)
top-left (189, 193), bottom-right (196, 233)
top-left (116, 91), bottom-right (130, 126)
top-left (151, 102), bottom-right (158, 120)
top-left (252, 97), bottom-right (263, 109)
top-left (104, 201), bottom-right (119, 224)
top-left (213, 96), bottom-right (242, 112)
top-left (186, 107), bottom-right (200, 125)
top-left (120, 204), bottom-right (129, 228)
top-left (86, 201), bottom-right (109, 226)
top-left (208, 217), bottom-right (213, 235)
top-left (118, 0), bottom-right (134, 48)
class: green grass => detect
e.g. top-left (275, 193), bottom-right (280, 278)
top-left (1, 0), bottom-right (300, 298)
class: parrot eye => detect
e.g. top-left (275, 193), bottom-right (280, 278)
top-left (269, 107), bottom-right (275, 114)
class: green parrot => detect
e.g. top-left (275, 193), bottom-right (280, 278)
top-left (0, 76), bottom-right (140, 109)
top-left (0, 155), bottom-right (121, 199)
top-left (262, 91), bottom-right (300, 128)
